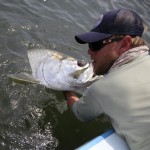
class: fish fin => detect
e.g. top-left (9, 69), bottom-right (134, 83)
top-left (8, 72), bottom-right (39, 84)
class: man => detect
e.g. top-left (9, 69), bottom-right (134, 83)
top-left (64, 9), bottom-right (150, 150)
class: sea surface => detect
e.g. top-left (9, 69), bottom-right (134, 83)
top-left (0, 0), bottom-right (150, 149)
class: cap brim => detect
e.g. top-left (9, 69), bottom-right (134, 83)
top-left (75, 32), bottom-right (112, 44)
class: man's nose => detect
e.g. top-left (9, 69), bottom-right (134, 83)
top-left (88, 49), bottom-right (94, 55)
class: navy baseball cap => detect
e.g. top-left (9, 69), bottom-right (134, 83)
top-left (75, 9), bottom-right (144, 44)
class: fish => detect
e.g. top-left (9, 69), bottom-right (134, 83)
top-left (8, 49), bottom-right (101, 94)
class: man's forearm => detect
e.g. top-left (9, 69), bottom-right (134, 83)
top-left (63, 91), bottom-right (79, 107)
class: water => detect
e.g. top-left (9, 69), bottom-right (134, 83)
top-left (0, 0), bottom-right (150, 149)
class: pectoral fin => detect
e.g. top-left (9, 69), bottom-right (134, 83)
top-left (8, 72), bottom-right (39, 84)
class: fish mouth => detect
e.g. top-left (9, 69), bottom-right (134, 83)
top-left (90, 59), bottom-right (96, 68)
top-left (90, 59), bottom-right (95, 63)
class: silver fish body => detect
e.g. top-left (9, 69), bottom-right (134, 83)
top-left (9, 49), bottom-right (101, 94)
top-left (28, 49), bottom-right (101, 94)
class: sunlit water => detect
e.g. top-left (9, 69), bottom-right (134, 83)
top-left (0, 0), bottom-right (150, 149)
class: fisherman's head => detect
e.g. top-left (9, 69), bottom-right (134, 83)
top-left (75, 9), bottom-right (145, 75)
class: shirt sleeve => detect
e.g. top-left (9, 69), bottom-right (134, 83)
top-left (71, 87), bottom-right (103, 121)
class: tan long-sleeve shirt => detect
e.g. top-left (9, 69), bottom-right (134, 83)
top-left (72, 49), bottom-right (150, 150)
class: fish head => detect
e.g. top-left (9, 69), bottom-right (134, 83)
top-left (62, 58), bottom-right (95, 84)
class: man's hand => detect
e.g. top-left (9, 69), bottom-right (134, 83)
top-left (63, 91), bottom-right (79, 107)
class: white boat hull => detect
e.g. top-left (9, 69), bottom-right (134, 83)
top-left (76, 128), bottom-right (130, 150)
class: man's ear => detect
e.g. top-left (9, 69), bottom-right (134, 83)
top-left (118, 36), bottom-right (132, 55)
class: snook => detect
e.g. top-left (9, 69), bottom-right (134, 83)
top-left (9, 49), bottom-right (101, 94)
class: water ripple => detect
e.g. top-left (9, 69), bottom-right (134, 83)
top-left (0, 0), bottom-right (150, 149)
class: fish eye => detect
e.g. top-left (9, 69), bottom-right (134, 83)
top-left (77, 60), bottom-right (87, 67)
